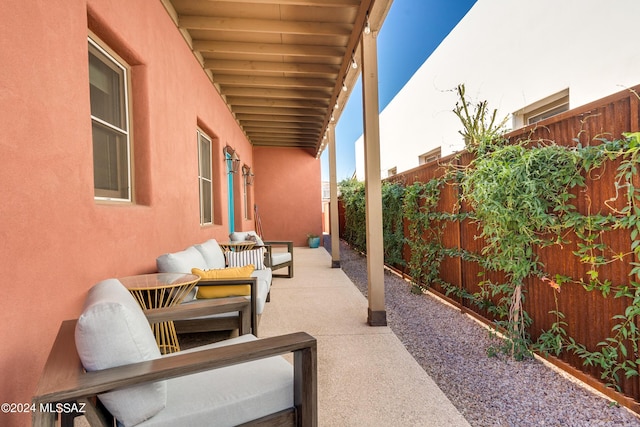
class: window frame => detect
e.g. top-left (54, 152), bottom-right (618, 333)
top-left (418, 147), bottom-right (442, 165)
top-left (513, 88), bottom-right (570, 129)
top-left (197, 129), bottom-right (213, 226)
top-left (89, 36), bottom-right (132, 202)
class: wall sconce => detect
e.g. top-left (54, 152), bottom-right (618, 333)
top-left (242, 165), bottom-right (254, 185)
top-left (223, 145), bottom-right (240, 174)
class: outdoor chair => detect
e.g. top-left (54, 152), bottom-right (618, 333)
top-left (230, 231), bottom-right (294, 278)
top-left (32, 279), bottom-right (317, 427)
top-left (156, 239), bottom-right (274, 335)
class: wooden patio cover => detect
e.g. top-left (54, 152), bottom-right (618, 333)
top-left (161, 0), bottom-right (393, 155)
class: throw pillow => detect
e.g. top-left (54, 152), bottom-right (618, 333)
top-left (191, 265), bottom-right (255, 298)
top-left (225, 248), bottom-right (265, 270)
top-left (75, 279), bottom-right (166, 426)
top-left (230, 231), bottom-right (265, 247)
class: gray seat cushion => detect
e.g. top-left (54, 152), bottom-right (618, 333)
top-left (137, 334), bottom-right (294, 427)
top-left (270, 252), bottom-right (292, 266)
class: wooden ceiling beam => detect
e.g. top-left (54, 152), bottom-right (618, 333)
top-left (242, 120), bottom-right (322, 127)
top-left (235, 113), bottom-right (324, 123)
top-left (201, 0), bottom-right (359, 6)
top-left (251, 140), bottom-right (317, 148)
top-left (242, 120), bottom-right (323, 130)
top-left (214, 74), bottom-right (334, 89)
top-left (232, 106), bottom-right (327, 117)
top-left (247, 133), bottom-right (319, 142)
top-left (245, 132), bottom-right (321, 140)
top-left (226, 96), bottom-right (329, 109)
top-left (222, 87), bottom-right (331, 100)
top-left (179, 16), bottom-right (352, 36)
top-left (192, 41), bottom-right (344, 58)
top-left (204, 59), bottom-right (339, 76)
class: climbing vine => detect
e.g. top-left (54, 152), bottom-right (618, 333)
top-left (339, 178), bottom-right (406, 265)
top-left (534, 133), bottom-right (640, 390)
top-left (339, 86), bottom-right (640, 394)
top-left (461, 142), bottom-right (587, 359)
top-left (381, 181), bottom-right (406, 268)
top-left (402, 179), bottom-right (446, 293)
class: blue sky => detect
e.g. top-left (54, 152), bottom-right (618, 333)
top-left (321, 0), bottom-right (477, 181)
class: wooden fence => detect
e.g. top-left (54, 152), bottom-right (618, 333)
top-left (341, 84), bottom-right (640, 411)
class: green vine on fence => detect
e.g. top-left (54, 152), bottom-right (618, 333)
top-left (339, 178), bottom-right (406, 265)
top-left (535, 132), bottom-right (640, 390)
top-left (461, 142), bottom-right (587, 359)
top-left (403, 179), bottom-right (445, 293)
top-left (338, 86), bottom-right (640, 393)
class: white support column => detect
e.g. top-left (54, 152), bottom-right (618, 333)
top-left (360, 30), bottom-right (386, 326)
top-left (327, 124), bottom-right (341, 268)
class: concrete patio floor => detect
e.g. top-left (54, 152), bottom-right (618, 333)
top-left (260, 246), bottom-right (470, 427)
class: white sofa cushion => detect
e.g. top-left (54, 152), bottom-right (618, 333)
top-left (229, 230), bottom-right (265, 246)
top-left (156, 246), bottom-right (208, 273)
top-left (75, 279), bottom-right (166, 427)
top-left (194, 239), bottom-right (226, 269)
top-left (137, 334), bottom-right (293, 427)
top-left (156, 247), bottom-right (208, 302)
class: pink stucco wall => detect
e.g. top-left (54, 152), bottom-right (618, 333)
top-left (0, 1), bottom-right (321, 425)
top-left (254, 147), bottom-right (323, 247)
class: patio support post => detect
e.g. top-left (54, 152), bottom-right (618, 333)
top-left (360, 29), bottom-right (387, 326)
top-left (327, 124), bottom-right (341, 268)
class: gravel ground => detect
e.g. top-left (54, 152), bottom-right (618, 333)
top-left (332, 239), bottom-right (640, 427)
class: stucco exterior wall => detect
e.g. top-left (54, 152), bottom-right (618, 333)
top-left (254, 147), bottom-right (323, 247)
top-left (356, 0), bottom-right (640, 180)
top-left (0, 1), bottom-right (321, 425)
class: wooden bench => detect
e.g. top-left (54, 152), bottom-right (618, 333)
top-left (32, 296), bottom-right (317, 427)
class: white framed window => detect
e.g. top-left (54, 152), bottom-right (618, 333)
top-left (197, 129), bottom-right (213, 225)
top-left (419, 147), bottom-right (441, 165)
top-left (89, 37), bottom-right (131, 201)
top-left (513, 88), bottom-right (570, 129)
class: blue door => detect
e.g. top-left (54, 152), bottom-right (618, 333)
top-left (226, 152), bottom-right (235, 233)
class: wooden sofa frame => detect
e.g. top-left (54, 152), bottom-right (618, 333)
top-left (32, 297), bottom-right (318, 427)
top-left (174, 277), bottom-right (260, 335)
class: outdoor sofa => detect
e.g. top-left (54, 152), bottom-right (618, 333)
top-left (156, 238), bottom-right (272, 336)
top-left (32, 278), bottom-right (317, 427)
